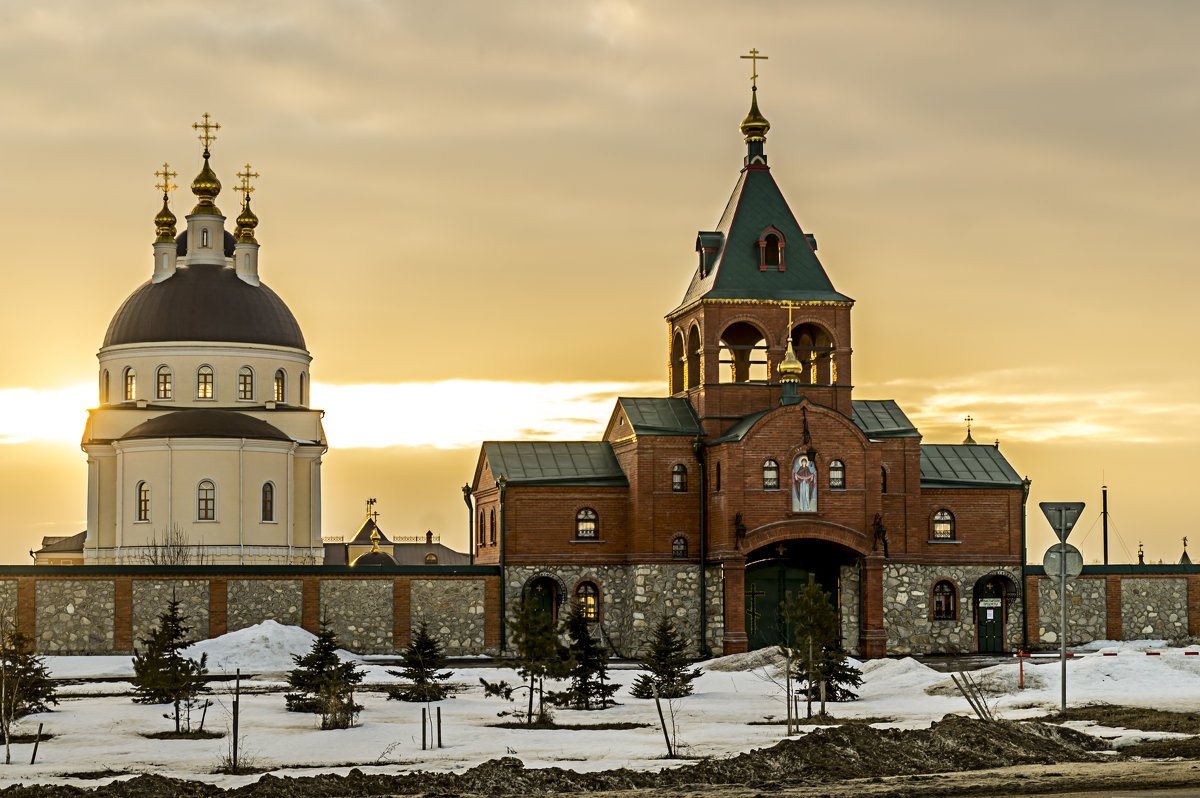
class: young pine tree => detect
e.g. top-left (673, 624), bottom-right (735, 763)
top-left (550, 604), bottom-right (618, 710)
top-left (0, 628), bottom-right (57, 764)
top-left (482, 596), bottom-right (571, 725)
top-left (131, 597), bottom-right (208, 733)
top-left (783, 581), bottom-right (862, 716)
top-left (285, 620), bottom-right (365, 729)
top-left (630, 617), bottom-right (702, 700)
top-left (386, 620), bottom-right (452, 702)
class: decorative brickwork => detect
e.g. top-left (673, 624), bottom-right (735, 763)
top-left (319, 579), bottom-right (393, 654)
top-left (226, 579), bottom-right (302, 631)
top-left (35, 579), bottom-right (115, 653)
top-left (131, 580), bottom-right (210, 650)
top-left (410, 578), bottom-right (485, 654)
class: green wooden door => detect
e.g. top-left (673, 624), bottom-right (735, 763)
top-left (745, 562), bottom-right (817, 650)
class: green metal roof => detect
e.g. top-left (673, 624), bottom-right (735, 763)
top-left (618, 397), bottom-right (704, 436)
top-left (852, 400), bottom-right (920, 438)
top-left (483, 441), bottom-right (628, 487)
top-left (671, 167), bottom-right (852, 314)
top-left (710, 409), bottom-right (771, 443)
top-left (920, 444), bottom-right (1023, 489)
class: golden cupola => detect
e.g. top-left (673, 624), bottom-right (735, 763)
top-left (778, 337), bottom-right (804, 382)
top-left (740, 87), bottom-right (771, 143)
top-left (190, 151), bottom-right (222, 216)
top-left (153, 194), bottom-right (177, 243)
top-left (235, 196), bottom-right (259, 244)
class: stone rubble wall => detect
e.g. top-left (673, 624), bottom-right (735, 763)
top-left (839, 564), bottom-right (861, 656)
top-left (35, 579), bottom-right (115, 654)
top-left (410, 579), bottom-right (486, 655)
top-left (226, 579), bottom-right (303, 632)
top-left (1121, 577), bottom-right (1188, 640)
top-left (0, 581), bottom-right (16, 632)
top-left (883, 564), bottom-right (1023, 654)
top-left (131, 580), bottom-right (210, 649)
top-left (1037, 576), bottom-right (1106, 646)
top-left (320, 579), bottom-right (393, 654)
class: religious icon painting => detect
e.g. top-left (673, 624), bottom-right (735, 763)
top-left (791, 454), bottom-right (817, 512)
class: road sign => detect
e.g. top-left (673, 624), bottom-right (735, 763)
top-left (1040, 502), bottom-right (1085, 542)
top-left (1042, 542), bottom-right (1083, 579)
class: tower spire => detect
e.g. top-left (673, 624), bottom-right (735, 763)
top-left (739, 49), bottom-right (770, 167)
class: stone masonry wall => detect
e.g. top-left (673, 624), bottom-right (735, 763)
top-left (1038, 577), bottom-right (1106, 646)
top-left (320, 579), bottom-right (393, 654)
top-left (226, 579), bottom-right (302, 631)
top-left (884, 564), bottom-right (1023, 654)
top-left (1122, 578), bottom-right (1188, 640)
top-left (704, 565), bottom-right (725, 656)
top-left (0, 581), bottom-right (16, 632)
top-left (131, 580), bottom-right (209, 650)
top-left (410, 579), bottom-right (486, 655)
top-left (840, 564), bottom-right (861, 656)
top-left (35, 580), bottom-right (114, 654)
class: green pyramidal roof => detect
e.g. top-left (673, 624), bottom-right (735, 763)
top-left (671, 166), bottom-right (852, 314)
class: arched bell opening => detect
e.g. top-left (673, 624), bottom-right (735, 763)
top-left (743, 538), bottom-right (858, 651)
top-left (719, 321), bottom-right (768, 384)
top-left (790, 322), bottom-right (836, 385)
top-left (670, 331), bottom-right (685, 394)
top-left (686, 326), bottom-right (701, 389)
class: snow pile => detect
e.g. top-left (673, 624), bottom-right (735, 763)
top-left (182, 620), bottom-right (354, 674)
top-left (1075, 639), bottom-right (1167, 652)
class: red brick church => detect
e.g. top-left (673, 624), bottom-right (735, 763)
top-left (470, 73), bottom-right (1029, 659)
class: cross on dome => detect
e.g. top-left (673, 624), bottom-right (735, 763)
top-left (154, 163), bottom-right (178, 196)
top-left (192, 113), bottom-right (221, 151)
top-left (740, 47), bottom-right (768, 89)
top-left (236, 163), bottom-right (259, 199)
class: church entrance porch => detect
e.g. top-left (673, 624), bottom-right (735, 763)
top-left (974, 574), bottom-right (1017, 653)
top-left (743, 539), bottom-right (857, 652)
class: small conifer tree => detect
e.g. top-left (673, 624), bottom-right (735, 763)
top-left (630, 617), bottom-right (702, 699)
top-left (481, 596), bottom-right (571, 725)
top-left (131, 597), bottom-right (209, 733)
top-left (386, 620), bottom-right (452, 702)
top-left (285, 620), bottom-right (364, 729)
top-left (0, 628), bottom-right (57, 764)
top-left (784, 581), bottom-right (862, 716)
top-left (549, 604), bottom-right (618, 710)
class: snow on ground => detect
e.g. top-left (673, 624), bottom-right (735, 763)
top-left (6, 624), bottom-right (1199, 790)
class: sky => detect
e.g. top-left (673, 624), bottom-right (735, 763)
top-left (1, 0), bottom-right (1198, 565)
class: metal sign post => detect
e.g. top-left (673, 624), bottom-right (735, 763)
top-left (1040, 502), bottom-right (1084, 716)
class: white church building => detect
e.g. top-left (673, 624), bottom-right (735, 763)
top-left (75, 118), bottom-right (326, 564)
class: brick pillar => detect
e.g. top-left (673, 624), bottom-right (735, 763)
top-left (113, 578), bottom-right (133, 652)
top-left (16, 577), bottom-right (36, 641)
top-left (1106, 575), bottom-right (1122, 640)
top-left (301, 578), bottom-right (320, 633)
top-left (484, 576), bottom-right (501, 650)
top-left (860, 554), bottom-right (886, 657)
top-left (720, 560), bottom-right (747, 654)
top-left (393, 577), bottom-right (411, 649)
top-left (209, 578), bottom-right (227, 638)
top-left (1025, 573), bottom-right (1040, 646)
top-left (1189, 575), bottom-right (1200, 637)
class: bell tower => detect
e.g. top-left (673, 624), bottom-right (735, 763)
top-left (665, 53), bottom-right (854, 436)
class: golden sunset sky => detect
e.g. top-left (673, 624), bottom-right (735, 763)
top-left (1, 1), bottom-right (1197, 565)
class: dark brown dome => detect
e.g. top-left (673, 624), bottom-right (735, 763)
top-left (121, 410), bottom-right (292, 442)
top-left (352, 550), bottom-right (396, 566)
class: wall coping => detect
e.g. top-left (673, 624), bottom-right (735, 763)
top-left (0, 565), bottom-right (500, 577)
top-left (1025, 564), bottom-right (1200, 576)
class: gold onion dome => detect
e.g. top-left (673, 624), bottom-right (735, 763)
top-left (778, 338), bottom-right (804, 380)
top-left (153, 195), bottom-right (177, 243)
top-left (190, 149), bottom-right (222, 215)
top-left (235, 197), bottom-right (259, 244)
top-left (740, 87), bottom-right (770, 142)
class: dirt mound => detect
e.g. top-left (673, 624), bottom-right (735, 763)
top-left (0, 717), bottom-right (1108, 797)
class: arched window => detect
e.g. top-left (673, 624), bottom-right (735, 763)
top-left (136, 481), bottom-right (150, 522)
top-left (718, 321), bottom-right (768, 383)
top-left (575, 508), bottom-right (598, 540)
top-left (197, 479), bottom-right (216, 521)
top-left (576, 581), bottom-right (599, 620)
top-left (932, 509), bottom-right (955, 540)
top-left (478, 511), bottom-right (485, 545)
top-left (672, 536), bottom-right (688, 560)
top-left (261, 482), bottom-right (275, 522)
top-left (123, 367), bottom-right (136, 401)
top-left (197, 365), bottom-right (214, 399)
top-left (425, 553), bottom-right (438, 565)
top-left (156, 366), bottom-right (172, 400)
top-left (274, 369), bottom-right (287, 403)
top-left (200, 227), bottom-right (210, 248)
top-left (300, 372), bottom-right (307, 405)
top-left (672, 464), bottom-right (688, 493)
top-left (686, 326), bottom-right (701, 390)
top-left (670, 332), bottom-right (685, 394)
top-left (238, 366), bottom-right (254, 400)
top-left (932, 580), bottom-right (957, 620)
top-left (829, 459), bottom-right (845, 490)
top-left (881, 466), bottom-right (888, 494)
top-left (102, 370), bottom-right (110, 404)
top-left (763, 459), bottom-right (780, 490)
top-left (758, 227), bottom-right (785, 271)
top-left (788, 322), bottom-right (835, 385)
top-left (714, 462), bottom-right (721, 492)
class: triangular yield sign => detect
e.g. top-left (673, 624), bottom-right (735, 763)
top-left (1039, 502), bottom-right (1085, 542)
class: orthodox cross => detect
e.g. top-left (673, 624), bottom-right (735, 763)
top-left (192, 113), bottom-right (220, 149)
top-left (365, 497), bottom-right (377, 519)
top-left (236, 163), bottom-right (259, 198)
top-left (745, 583), bottom-right (765, 634)
top-left (740, 48), bottom-right (768, 88)
top-left (153, 163), bottom-right (177, 196)
top-left (964, 414), bottom-right (974, 436)
top-left (1184, 536), bottom-right (1189, 550)
top-left (775, 542), bottom-right (787, 557)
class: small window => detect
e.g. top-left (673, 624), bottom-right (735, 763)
top-left (102, 370), bottom-right (110, 404)
top-left (672, 464), bottom-right (687, 493)
top-left (714, 462), bottom-right (721, 492)
top-left (156, 366), bottom-right (172, 400)
top-left (300, 372), bottom-right (307, 405)
top-left (136, 481), bottom-right (150, 522)
top-left (197, 479), bottom-right (216, 521)
top-left (576, 581), bottom-right (599, 620)
top-left (758, 227), bottom-right (785, 271)
top-left (261, 482), bottom-right (275, 522)
top-left (489, 509), bottom-right (496, 545)
top-left (672, 536), bottom-right (688, 559)
top-left (197, 365), bottom-right (214, 399)
top-left (575, 508), bottom-right (598, 540)
top-left (763, 459), bottom-right (779, 490)
top-left (123, 367), bottom-right (136, 401)
top-left (829, 459), bottom-right (845, 490)
top-left (425, 553), bottom-right (438, 565)
top-left (932, 580), bottom-right (957, 620)
top-left (932, 509), bottom-right (955, 540)
top-left (274, 369), bottom-right (287, 403)
top-left (200, 227), bottom-right (210, 248)
top-left (478, 511), bottom-right (485, 546)
top-left (881, 466), bottom-right (888, 494)
top-left (238, 367), bottom-right (254, 400)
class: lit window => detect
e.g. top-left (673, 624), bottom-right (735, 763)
top-left (829, 459), bottom-right (845, 490)
top-left (238, 367), bottom-right (254, 400)
top-left (261, 482), bottom-right (274, 522)
top-left (198, 479), bottom-right (216, 521)
top-left (274, 369), bottom-right (286, 403)
top-left (123, 367), bottom-right (136, 401)
top-left (932, 580), bottom-right (957, 620)
top-left (763, 459), bottom-right (779, 490)
top-left (136, 481), bottom-right (150, 522)
top-left (576, 582), bottom-right (599, 620)
top-left (156, 367), bottom-right (172, 400)
top-left (932, 510), bottom-right (955, 540)
top-left (425, 553), bottom-right (438, 565)
top-left (200, 227), bottom-right (210, 248)
top-left (672, 536), bottom-right (688, 559)
top-left (672, 464), bottom-right (687, 493)
top-left (575, 508), bottom-right (598, 539)
top-left (197, 366), bottom-right (214, 399)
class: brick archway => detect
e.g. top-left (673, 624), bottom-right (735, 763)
top-left (741, 518), bottom-right (872, 557)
